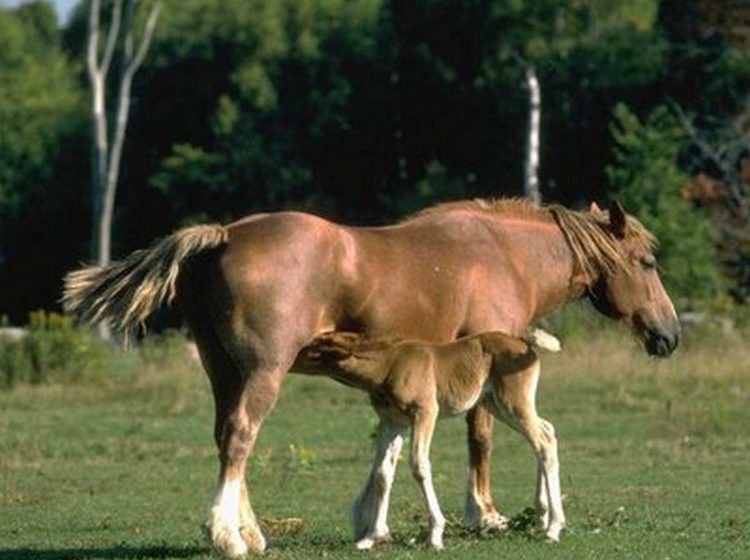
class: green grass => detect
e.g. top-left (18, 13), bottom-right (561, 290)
top-left (1, 323), bottom-right (749, 559)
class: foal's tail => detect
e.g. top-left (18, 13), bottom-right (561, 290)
top-left (523, 328), bottom-right (561, 353)
top-left (62, 224), bottom-right (228, 336)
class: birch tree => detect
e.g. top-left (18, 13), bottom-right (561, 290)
top-left (87, 0), bottom-right (161, 266)
top-left (522, 62), bottom-right (542, 205)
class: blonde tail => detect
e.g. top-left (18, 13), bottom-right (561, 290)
top-left (523, 327), bottom-right (561, 353)
top-left (62, 224), bottom-right (228, 336)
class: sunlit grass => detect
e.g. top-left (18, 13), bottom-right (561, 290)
top-left (1, 311), bottom-right (748, 559)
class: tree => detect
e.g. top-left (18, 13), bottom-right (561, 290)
top-left (0, 2), bottom-right (81, 215)
top-left (607, 104), bottom-right (722, 305)
top-left (87, 0), bottom-right (161, 267)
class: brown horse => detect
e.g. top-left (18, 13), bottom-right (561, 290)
top-left (63, 199), bottom-right (679, 557)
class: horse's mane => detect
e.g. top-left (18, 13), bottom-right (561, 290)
top-left (412, 198), bottom-right (657, 278)
top-left (550, 205), bottom-right (656, 279)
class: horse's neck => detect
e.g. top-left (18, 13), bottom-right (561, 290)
top-left (496, 216), bottom-right (584, 322)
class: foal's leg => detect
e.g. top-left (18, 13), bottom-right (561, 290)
top-left (410, 405), bottom-right (445, 549)
top-left (488, 367), bottom-right (566, 542)
top-left (464, 405), bottom-right (509, 531)
top-left (534, 418), bottom-right (564, 541)
top-left (353, 419), bottom-right (405, 550)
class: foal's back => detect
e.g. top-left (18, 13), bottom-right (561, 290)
top-left (298, 331), bottom-right (541, 417)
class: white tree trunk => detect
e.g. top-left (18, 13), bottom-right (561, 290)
top-left (524, 65), bottom-right (542, 205)
top-left (87, 0), bottom-right (161, 267)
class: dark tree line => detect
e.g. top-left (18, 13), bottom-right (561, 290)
top-left (1, 0), bottom-right (748, 321)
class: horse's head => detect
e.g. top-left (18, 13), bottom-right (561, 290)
top-left (585, 201), bottom-right (681, 357)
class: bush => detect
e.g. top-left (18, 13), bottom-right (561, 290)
top-left (0, 312), bottom-right (128, 388)
top-left (607, 104), bottom-right (722, 307)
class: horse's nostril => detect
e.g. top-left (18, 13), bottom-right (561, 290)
top-left (645, 328), bottom-right (678, 357)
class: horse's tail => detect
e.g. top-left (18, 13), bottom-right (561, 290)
top-left (62, 224), bottom-right (228, 336)
top-left (523, 327), bottom-right (561, 353)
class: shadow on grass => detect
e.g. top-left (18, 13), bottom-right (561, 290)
top-left (0, 544), bottom-right (207, 560)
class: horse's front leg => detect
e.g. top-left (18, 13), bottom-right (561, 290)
top-left (464, 405), bottom-right (509, 531)
top-left (352, 418), bottom-right (405, 550)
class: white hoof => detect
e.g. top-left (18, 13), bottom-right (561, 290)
top-left (428, 537), bottom-right (444, 550)
top-left (481, 512), bottom-right (510, 532)
top-left (355, 531), bottom-right (390, 551)
top-left (356, 537), bottom-right (375, 550)
top-left (544, 522), bottom-right (565, 542)
top-left (208, 524), bottom-right (249, 558)
top-left (240, 524), bottom-right (267, 553)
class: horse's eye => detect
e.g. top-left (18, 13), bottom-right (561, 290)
top-left (640, 256), bottom-right (657, 270)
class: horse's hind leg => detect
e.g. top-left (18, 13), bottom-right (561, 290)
top-left (464, 405), bottom-right (509, 531)
top-left (185, 301), bottom-right (289, 556)
top-left (210, 365), bottom-right (285, 556)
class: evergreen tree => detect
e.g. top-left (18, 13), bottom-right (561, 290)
top-left (607, 104), bottom-right (722, 305)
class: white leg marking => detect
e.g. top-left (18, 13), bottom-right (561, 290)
top-left (413, 458), bottom-right (446, 549)
top-left (409, 409), bottom-right (445, 550)
top-left (239, 479), bottom-right (266, 552)
top-left (538, 419), bottom-right (565, 541)
top-left (208, 479), bottom-right (248, 558)
top-left (353, 422), bottom-right (404, 549)
top-left (535, 462), bottom-right (550, 530)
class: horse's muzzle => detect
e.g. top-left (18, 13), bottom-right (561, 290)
top-left (644, 327), bottom-right (680, 357)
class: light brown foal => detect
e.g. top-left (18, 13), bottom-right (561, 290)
top-left (296, 329), bottom-right (563, 550)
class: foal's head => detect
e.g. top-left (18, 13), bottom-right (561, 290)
top-left (554, 201), bottom-right (680, 357)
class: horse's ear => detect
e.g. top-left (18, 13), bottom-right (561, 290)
top-left (588, 202), bottom-right (604, 216)
top-left (609, 200), bottom-right (628, 239)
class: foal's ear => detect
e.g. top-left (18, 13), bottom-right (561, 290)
top-left (608, 200), bottom-right (628, 239)
top-left (588, 201), bottom-right (603, 215)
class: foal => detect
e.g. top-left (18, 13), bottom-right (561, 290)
top-left (296, 329), bottom-right (564, 550)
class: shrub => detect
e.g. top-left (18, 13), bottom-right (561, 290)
top-left (0, 312), bottom-right (126, 388)
top-left (607, 104), bottom-right (722, 307)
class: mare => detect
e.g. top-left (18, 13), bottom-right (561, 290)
top-left (63, 199), bottom-right (680, 557)
top-left (296, 329), bottom-right (562, 550)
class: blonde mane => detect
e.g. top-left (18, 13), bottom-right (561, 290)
top-left (412, 198), bottom-right (657, 279)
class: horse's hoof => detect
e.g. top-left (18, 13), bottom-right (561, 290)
top-left (240, 525), bottom-right (267, 553)
top-left (212, 529), bottom-right (249, 558)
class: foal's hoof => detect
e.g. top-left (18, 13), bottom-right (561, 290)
top-left (427, 538), bottom-right (444, 551)
top-left (355, 532), bottom-right (391, 551)
top-left (479, 512), bottom-right (510, 533)
top-left (544, 523), bottom-right (565, 543)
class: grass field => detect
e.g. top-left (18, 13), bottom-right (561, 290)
top-left (1, 317), bottom-right (749, 560)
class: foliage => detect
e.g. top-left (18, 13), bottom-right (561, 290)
top-left (607, 104), bottom-right (722, 305)
top-left (0, 2), bottom-right (82, 214)
top-left (0, 311), bottom-right (195, 390)
top-left (0, 0), bottom-right (748, 319)
top-left (0, 312), bottom-right (116, 388)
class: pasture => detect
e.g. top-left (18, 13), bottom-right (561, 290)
top-left (1, 312), bottom-right (748, 560)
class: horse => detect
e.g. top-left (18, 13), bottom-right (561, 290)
top-left (296, 328), bottom-right (562, 550)
top-left (63, 198), bottom-right (680, 557)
